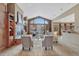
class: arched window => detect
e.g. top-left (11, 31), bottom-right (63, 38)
top-left (30, 17), bottom-right (48, 24)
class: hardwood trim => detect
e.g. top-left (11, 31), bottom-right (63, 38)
top-left (59, 23), bottom-right (62, 35)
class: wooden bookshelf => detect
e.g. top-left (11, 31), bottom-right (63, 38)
top-left (7, 3), bottom-right (15, 47)
top-left (8, 13), bottom-right (15, 47)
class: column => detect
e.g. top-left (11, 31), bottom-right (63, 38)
top-left (70, 23), bottom-right (72, 30)
top-left (64, 23), bottom-right (67, 30)
top-left (28, 20), bottom-right (30, 34)
top-left (59, 23), bottom-right (62, 35)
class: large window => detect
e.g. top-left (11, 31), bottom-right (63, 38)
top-left (30, 17), bottom-right (48, 24)
top-left (29, 17), bottom-right (49, 34)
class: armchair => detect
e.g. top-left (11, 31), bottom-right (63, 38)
top-left (22, 35), bottom-right (33, 50)
top-left (42, 35), bottom-right (53, 50)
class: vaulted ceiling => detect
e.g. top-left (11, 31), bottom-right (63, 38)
top-left (17, 3), bottom-right (77, 20)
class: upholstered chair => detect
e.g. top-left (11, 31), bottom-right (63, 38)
top-left (22, 35), bottom-right (33, 51)
top-left (42, 35), bottom-right (53, 50)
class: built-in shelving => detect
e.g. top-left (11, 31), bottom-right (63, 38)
top-left (7, 3), bottom-right (23, 46)
top-left (8, 12), bottom-right (15, 47)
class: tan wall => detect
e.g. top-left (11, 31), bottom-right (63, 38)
top-left (7, 3), bottom-right (15, 14)
top-left (0, 4), bottom-right (7, 51)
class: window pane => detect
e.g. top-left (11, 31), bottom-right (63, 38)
top-left (33, 17), bottom-right (48, 24)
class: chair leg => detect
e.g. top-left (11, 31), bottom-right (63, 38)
top-left (56, 41), bottom-right (58, 43)
top-left (51, 46), bottom-right (53, 50)
top-left (29, 48), bottom-right (30, 51)
top-left (45, 47), bottom-right (47, 50)
top-left (22, 47), bottom-right (24, 50)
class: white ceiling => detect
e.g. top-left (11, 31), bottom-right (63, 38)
top-left (17, 3), bottom-right (77, 20)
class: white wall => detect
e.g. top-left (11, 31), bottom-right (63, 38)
top-left (15, 4), bottom-right (23, 22)
top-left (74, 6), bottom-right (79, 33)
top-left (53, 13), bottom-right (75, 23)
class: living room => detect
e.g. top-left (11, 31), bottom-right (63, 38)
top-left (0, 3), bottom-right (79, 56)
